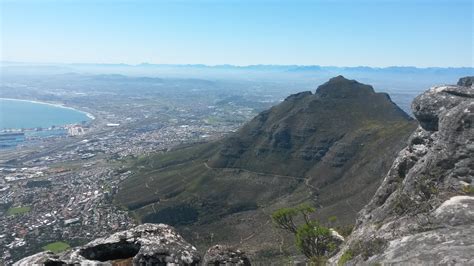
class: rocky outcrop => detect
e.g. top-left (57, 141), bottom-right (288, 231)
top-left (14, 224), bottom-right (201, 265)
top-left (15, 224), bottom-right (255, 265)
top-left (203, 245), bottom-right (251, 265)
top-left (331, 77), bottom-right (474, 264)
top-left (457, 76), bottom-right (474, 87)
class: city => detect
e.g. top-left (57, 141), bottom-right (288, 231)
top-left (0, 75), bottom-right (276, 264)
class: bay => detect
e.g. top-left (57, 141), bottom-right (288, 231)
top-left (0, 98), bottom-right (92, 130)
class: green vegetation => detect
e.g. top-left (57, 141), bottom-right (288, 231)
top-left (7, 206), bottom-right (31, 216)
top-left (462, 185), bottom-right (474, 194)
top-left (309, 255), bottom-right (329, 265)
top-left (338, 250), bottom-right (353, 265)
top-left (116, 141), bottom-right (301, 227)
top-left (328, 216), bottom-right (338, 223)
top-left (42, 241), bottom-right (70, 253)
top-left (272, 204), bottom-right (340, 261)
top-left (327, 215), bottom-right (338, 227)
top-left (271, 207), bottom-right (299, 233)
top-left (271, 204), bottom-right (316, 233)
top-left (296, 222), bottom-right (335, 258)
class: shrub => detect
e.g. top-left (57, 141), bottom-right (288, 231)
top-left (272, 203), bottom-right (342, 260)
top-left (295, 222), bottom-right (334, 258)
top-left (328, 215), bottom-right (338, 225)
top-left (309, 255), bottom-right (328, 265)
top-left (338, 250), bottom-right (353, 265)
top-left (271, 207), bottom-right (299, 233)
top-left (462, 185), bottom-right (474, 194)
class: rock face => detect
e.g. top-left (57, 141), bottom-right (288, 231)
top-left (203, 245), bottom-right (251, 265)
top-left (457, 76), bottom-right (474, 87)
top-left (14, 224), bottom-right (201, 265)
top-left (331, 77), bottom-right (474, 264)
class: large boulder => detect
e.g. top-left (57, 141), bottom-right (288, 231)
top-left (14, 224), bottom-right (201, 265)
top-left (203, 245), bottom-right (251, 265)
top-left (412, 84), bottom-right (473, 131)
top-left (331, 77), bottom-right (474, 265)
top-left (457, 76), bottom-right (474, 87)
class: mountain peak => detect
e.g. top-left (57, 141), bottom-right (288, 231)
top-left (316, 75), bottom-right (375, 98)
top-left (329, 75), bottom-right (350, 82)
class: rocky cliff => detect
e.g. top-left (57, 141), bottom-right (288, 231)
top-left (331, 77), bottom-right (474, 264)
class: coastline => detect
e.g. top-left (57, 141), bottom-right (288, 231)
top-left (0, 98), bottom-right (96, 120)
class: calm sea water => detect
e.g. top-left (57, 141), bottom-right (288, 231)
top-left (0, 99), bottom-right (91, 129)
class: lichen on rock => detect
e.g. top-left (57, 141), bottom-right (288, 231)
top-left (203, 245), bottom-right (251, 265)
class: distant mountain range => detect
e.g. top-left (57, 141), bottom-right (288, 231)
top-left (3, 61), bottom-right (471, 95)
top-left (2, 61), bottom-right (473, 72)
top-left (115, 76), bottom-right (417, 261)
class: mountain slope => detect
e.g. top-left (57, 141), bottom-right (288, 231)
top-left (115, 76), bottom-right (416, 260)
top-left (209, 75), bottom-right (412, 180)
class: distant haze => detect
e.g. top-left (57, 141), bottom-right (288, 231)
top-left (1, 0), bottom-right (472, 67)
top-left (1, 62), bottom-right (472, 117)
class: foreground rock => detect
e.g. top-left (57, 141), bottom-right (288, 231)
top-left (203, 245), bottom-right (251, 265)
top-left (14, 224), bottom-right (201, 265)
top-left (331, 77), bottom-right (474, 264)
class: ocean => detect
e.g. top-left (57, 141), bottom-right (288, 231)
top-left (0, 98), bottom-right (92, 148)
top-left (0, 98), bottom-right (92, 129)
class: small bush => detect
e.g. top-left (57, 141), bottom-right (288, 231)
top-left (338, 250), bottom-right (353, 265)
top-left (462, 185), bottom-right (474, 194)
top-left (271, 207), bottom-right (299, 233)
top-left (309, 255), bottom-right (328, 265)
top-left (296, 222), bottom-right (334, 258)
top-left (272, 204), bottom-right (341, 260)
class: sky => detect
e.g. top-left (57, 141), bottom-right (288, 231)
top-left (0, 0), bottom-right (472, 67)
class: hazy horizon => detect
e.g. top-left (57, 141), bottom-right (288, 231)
top-left (2, 60), bottom-right (473, 69)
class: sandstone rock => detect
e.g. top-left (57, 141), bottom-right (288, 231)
top-left (331, 77), bottom-right (474, 264)
top-left (14, 224), bottom-right (201, 265)
top-left (203, 245), bottom-right (251, 265)
top-left (412, 85), bottom-right (473, 131)
top-left (457, 76), bottom-right (474, 87)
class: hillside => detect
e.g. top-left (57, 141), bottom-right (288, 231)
top-left (115, 76), bottom-right (416, 260)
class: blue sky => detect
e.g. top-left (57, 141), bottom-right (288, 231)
top-left (1, 0), bottom-right (472, 67)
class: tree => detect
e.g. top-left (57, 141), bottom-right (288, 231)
top-left (271, 204), bottom-right (340, 261)
top-left (271, 207), bottom-right (298, 233)
top-left (296, 222), bottom-right (336, 258)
